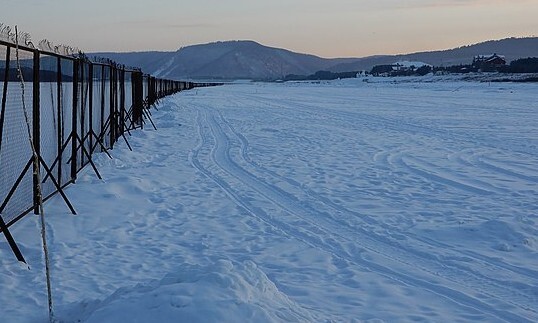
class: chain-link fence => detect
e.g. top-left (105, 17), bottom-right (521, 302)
top-left (0, 28), bottom-right (219, 262)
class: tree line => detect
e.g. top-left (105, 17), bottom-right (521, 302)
top-left (282, 57), bottom-right (538, 81)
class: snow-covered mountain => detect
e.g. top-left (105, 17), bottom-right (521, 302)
top-left (96, 40), bottom-right (355, 80)
top-left (94, 37), bottom-right (538, 80)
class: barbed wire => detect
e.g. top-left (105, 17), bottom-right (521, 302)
top-left (37, 39), bottom-right (79, 57)
top-left (90, 56), bottom-right (141, 72)
top-left (0, 23), bottom-right (35, 48)
top-left (1, 22), bottom-right (137, 71)
top-left (0, 23), bottom-right (16, 44)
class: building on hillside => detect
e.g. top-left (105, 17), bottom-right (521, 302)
top-left (370, 61), bottom-right (432, 76)
top-left (370, 65), bottom-right (395, 76)
top-left (472, 54), bottom-right (506, 72)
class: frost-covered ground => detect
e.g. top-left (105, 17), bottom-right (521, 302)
top-left (1, 78), bottom-right (538, 322)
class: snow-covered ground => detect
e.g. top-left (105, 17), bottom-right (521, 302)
top-left (1, 78), bottom-right (538, 322)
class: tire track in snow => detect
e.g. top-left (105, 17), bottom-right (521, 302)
top-left (189, 104), bottom-right (536, 322)
top-left (232, 94), bottom-right (538, 269)
top-left (395, 155), bottom-right (501, 195)
top-left (214, 108), bottom-right (538, 313)
top-left (239, 92), bottom-right (537, 159)
top-left (235, 93), bottom-right (537, 201)
top-left (370, 148), bottom-right (538, 274)
top-left (241, 93), bottom-right (538, 265)
top-left (449, 149), bottom-right (538, 185)
top-left (189, 108), bottom-right (349, 249)
top-left (219, 104), bottom-right (538, 284)
top-left (469, 156), bottom-right (538, 184)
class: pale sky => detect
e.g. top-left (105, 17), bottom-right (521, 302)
top-left (2, 0), bottom-right (537, 58)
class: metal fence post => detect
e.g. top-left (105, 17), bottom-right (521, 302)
top-left (119, 67), bottom-right (125, 135)
top-left (132, 71), bottom-right (143, 127)
top-left (71, 59), bottom-right (79, 182)
top-left (0, 45), bottom-right (10, 153)
top-left (100, 65), bottom-right (105, 147)
top-left (32, 50), bottom-right (41, 214)
top-left (79, 60), bottom-right (85, 166)
top-left (110, 66), bottom-right (116, 146)
top-left (88, 63), bottom-right (94, 154)
top-left (56, 57), bottom-right (63, 185)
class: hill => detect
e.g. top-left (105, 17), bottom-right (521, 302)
top-left (94, 37), bottom-right (538, 80)
top-left (330, 37), bottom-right (538, 72)
top-left (96, 41), bottom-right (355, 80)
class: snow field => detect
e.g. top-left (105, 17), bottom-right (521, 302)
top-left (1, 78), bottom-right (537, 322)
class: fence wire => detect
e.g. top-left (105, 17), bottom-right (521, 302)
top-left (1, 35), bottom-right (219, 253)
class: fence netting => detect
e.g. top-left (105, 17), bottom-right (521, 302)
top-left (0, 45), bottom-right (35, 225)
top-left (0, 26), bottom-right (220, 261)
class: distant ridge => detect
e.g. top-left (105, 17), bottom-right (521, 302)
top-left (330, 37), bottom-right (538, 72)
top-left (95, 37), bottom-right (538, 80)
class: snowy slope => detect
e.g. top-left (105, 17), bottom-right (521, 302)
top-left (1, 79), bottom-right (538, 322)
top-left (95, 41), bottom-right (356, 80)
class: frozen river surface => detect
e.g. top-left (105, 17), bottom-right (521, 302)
top-left (1, 79), bottom-right (537, 322)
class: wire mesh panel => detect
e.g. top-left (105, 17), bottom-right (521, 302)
top-left (101, 65), bottom-right (112, 148)
top-left (0, 45), bottom-right (35, 225)
top-left (59, 57), bottom-right (74, 186)
top-left (143, 75), bottom-right (148, 102)
top-left (91, 64), bottom-right (103, 153)
top-left (78, 61), bottom-right (91, 170)
top-left (123, 71), bottom-right (133, 129)
top-left (124, 72), bottom-right (132, 110)
top-left (39, 53), bottom-right (60, 198)
top-left (110, 67), bottom-right (118, 145)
